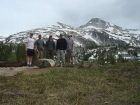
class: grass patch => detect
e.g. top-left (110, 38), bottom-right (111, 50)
top-left (0, 62), bottom-right (140, 105)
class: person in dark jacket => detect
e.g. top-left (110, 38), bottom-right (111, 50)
top-left (45, 35), bottom-right (55, 59)
top-left (56, 34), bottom-right (67, 67)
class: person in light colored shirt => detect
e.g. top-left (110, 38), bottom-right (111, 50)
top-left (25, 33), bottom-right (35, 66)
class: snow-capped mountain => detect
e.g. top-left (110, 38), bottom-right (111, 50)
top-left (2, 18), bottom-right (140, 47)
top-left (0, 36), bottom-right (6, 42)
top-left (80, 18), bottom-right (140, 46)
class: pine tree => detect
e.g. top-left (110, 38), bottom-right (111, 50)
top-left (15, 44), bottom-right (26, 62)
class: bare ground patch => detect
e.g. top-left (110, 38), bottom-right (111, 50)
top-left (0, 66), bottom-right (67, 76)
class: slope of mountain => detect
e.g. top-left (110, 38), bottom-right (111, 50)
top-left (80, 18), bottom-right (140, 46)
top-left (0, 36), bottom-right (6, 42)
top-left (2, 18), bottom-right (140, 47)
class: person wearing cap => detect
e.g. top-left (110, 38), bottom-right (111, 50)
top-left (66, 34), bottom-right (75, 64)
top-left (56, 34), bottom-right (67, 67)
top-left (34, 35), bottom-right (45, 60)
top-left (25, 33), bottom-right (35, 66)
top-left (45, 35), bottom-right (55, 59)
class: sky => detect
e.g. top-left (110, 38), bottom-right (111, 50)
top-left (0, 0), bottom-right (140, 37)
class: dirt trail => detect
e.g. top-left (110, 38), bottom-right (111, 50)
top-left (0, 66), bottom-right (62, 76)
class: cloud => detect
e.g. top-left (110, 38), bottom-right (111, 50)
top-left (0, 0), bottom-right (140, 37)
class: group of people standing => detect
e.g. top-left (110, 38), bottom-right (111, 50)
top-left (25, 33), bottom-right (74, 67)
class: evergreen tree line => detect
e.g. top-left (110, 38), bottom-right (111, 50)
top-left (0, 42), bottom-right (139, 65)
top-left (0, 42), bottom-right (26, 62)
top-left (81, 44), bottom-right (140, 65)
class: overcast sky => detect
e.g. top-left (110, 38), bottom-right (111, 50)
top-left (0, 0), bottom-right (140, 37)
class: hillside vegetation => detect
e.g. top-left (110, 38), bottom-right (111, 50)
top-left (0, 62), bottom-right (140, 105)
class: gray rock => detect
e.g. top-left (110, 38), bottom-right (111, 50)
top-left (36, 58), bottom-right (55, 68)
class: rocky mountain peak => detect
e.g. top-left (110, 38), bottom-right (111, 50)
top-left (88, 18), bottom-right (106, 24)
top-left (79, 18), bottom-right (124, 32)
top-left (79, 18), bottom-right (108, 29)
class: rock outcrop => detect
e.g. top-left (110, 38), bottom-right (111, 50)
top-left (36, 58), bottom-right (55, 68)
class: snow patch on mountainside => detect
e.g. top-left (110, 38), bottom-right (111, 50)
top-left (0, 36), bottom-right (6, 42)
top-left (1, 18), bottom-right (140, 47)
top-left (83, 33), bottom-right (100, 45)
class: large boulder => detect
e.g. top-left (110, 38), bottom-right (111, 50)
top-left (36, 58), bottom-right (55, 68)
